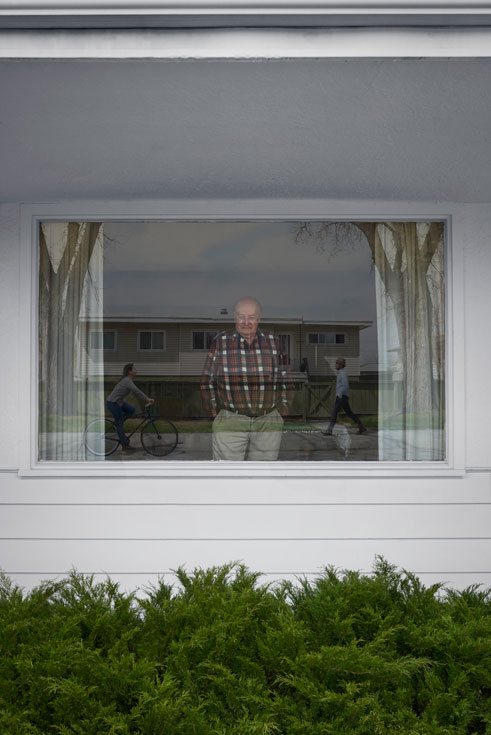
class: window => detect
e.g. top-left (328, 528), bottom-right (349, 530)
top-left (138, 331), bottom-right (165, 351)
top-left (193, 331), bottom-right (217, 350)
top-left (38, 220), bottom-right (445, 464)
top-left (308, 333), bottom-right (345, 345)
top-left (277, 334), bottom-right (292, 360)
top-left (89, 330), bottom-right (116, 351)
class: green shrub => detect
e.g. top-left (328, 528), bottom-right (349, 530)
top-left (0, 561), bottom-right (489, 734)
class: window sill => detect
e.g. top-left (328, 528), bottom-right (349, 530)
top-left (20, 460), bottom-right (464, 479)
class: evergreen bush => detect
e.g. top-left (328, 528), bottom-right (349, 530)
top-left (0, 560), bottom-right (489, 734)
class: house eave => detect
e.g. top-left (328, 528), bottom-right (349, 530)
top-left (2, 1), bottom-right (491, 29)
top-left (83, 316), bottom-right (373, 328)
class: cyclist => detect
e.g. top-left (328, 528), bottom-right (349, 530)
top-left (106, 363), bottom-right (154, 451)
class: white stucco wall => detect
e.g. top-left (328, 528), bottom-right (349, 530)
top-left (1, 198), bottom-right (490, 592)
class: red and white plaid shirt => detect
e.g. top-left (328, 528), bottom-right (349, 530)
top-left (200, 329), bottom-right (291, 418)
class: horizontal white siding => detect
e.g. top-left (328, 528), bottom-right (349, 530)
top-left (304, 328), bottom-right (361, 376)
top-left (96, 324), bottom-right (363, 376)
top-left (101, 323), bottom-right (181, 365)
top-left (1, 470), bottom-right (490, 504)
top-left (1, 468), bottom-right (490, 590)
top-left (180, 350), bottom-right (208, 375)
top-left (3, 503), bottom-right (491, 539)
top-left (324, 355), bottom-right (360, 376)
top-left (2, 199), bottom-right (491, 593)
top-left (1, 538), bottom-right (489, 580)
top-left (103, 361), bottom-right (181, 376)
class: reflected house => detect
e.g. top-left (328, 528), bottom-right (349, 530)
top-left (82, 312), bottom-right (372, 417)
top-left (85, 313), bottom-right (371, 377)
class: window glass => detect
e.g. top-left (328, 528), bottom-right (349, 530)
top-left (90, 331), bottom-right (104, 350)
top-left (139, 331), bottom-right (164, 350)
top-left (308, 333), bottom-right (344, 345)
top-left (104, 331), bottom-right (116, 350)
top-left (90, 331), bottom-right (115, 350)
top-left (193, 331), bottom-right (217, 350)
top-left (193, 332), bottom-right (205, 350)
top-left (277, 334), bottom-right (291, 359)
top-left (151, 332), bottom-right (164, 350)
top-left (139, 332), bottom-right (152, 350)
top-left (38, 221), bottom-right (445, 463)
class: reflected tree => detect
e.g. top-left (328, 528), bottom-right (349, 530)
top-left (295, 221), bottom-right (444, 418)
top-left (39, 222), bottom-right (102, 417)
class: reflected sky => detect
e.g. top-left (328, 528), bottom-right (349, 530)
top-left (103, 222), bottom-right (377, 366)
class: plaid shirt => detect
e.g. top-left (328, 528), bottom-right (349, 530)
top-left (200, 328), bottom-right (292, 418)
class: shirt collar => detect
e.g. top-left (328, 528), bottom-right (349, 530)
top-left (234, 327), bottom-right (264, 346)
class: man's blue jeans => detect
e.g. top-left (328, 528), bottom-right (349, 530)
top-left (328, 394), bottom-right (363, 431)
top-left (106, 400), bottom-right (136, 445)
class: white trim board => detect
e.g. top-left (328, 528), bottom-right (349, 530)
top-left (3, 27), bottom-right (491, 59)
top-left (19, 198), bottom-right (463, 478)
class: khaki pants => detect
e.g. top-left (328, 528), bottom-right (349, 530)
top-left (212, 408), bottom-right (284, 461)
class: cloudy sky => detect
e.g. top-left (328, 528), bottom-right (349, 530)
top-left (103, 221), bottom-right (377, 365)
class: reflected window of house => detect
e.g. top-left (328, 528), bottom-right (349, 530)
top-left (138, 331), bottom-right (165, 351)
top-left (90, 330), bottom-right (116, 351)
top-left (277, 334), bottom-right (292, 360)
top-left (192, 331), bottom-right (217, 350)
top-left (308, 332), bottom-right (345, 345)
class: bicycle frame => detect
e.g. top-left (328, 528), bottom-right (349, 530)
top-left (121, 414), bottom-right (151, 441)
top-left (85, 407), bottom-right (178, 458)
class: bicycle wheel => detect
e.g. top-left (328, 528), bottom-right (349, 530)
top-left (84, 418), bottom-right (120, 457)
top-left (140, 417), bottom-right (178, 457)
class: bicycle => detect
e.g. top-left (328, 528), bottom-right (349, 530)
top-left (84, 405), bottom-right (178, 458)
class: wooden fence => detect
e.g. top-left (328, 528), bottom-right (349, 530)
top-left (103, 377), bottom-right (380, 419)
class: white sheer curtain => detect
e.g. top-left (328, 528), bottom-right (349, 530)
top-left (375, 222), bottom-right (445, 460)
top-left (39, 222), bottom-right (104, 460)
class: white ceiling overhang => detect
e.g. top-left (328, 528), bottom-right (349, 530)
top-left (1, 3), bottom-right (491, 203)
top-left (2, 56), bottom-right (490, 203)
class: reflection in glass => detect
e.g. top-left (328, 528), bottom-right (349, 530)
top-left (38, 220), bottom-right (445, 462)
top-left (39, 222), bottom-right (104, 460)
top-left (200, 297), bottom-right (292, 461)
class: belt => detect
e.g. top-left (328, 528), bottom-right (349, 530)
top-left (229, 407), bottom-right (275, 418)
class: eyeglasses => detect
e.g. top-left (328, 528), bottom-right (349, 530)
top-left (235, 314), bottom-right (260, 322)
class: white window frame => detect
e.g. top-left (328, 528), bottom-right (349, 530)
top-left (137, 330), bottom-right (166, 352)
top-left (89, 329), bottom-right (117, 352)
top-left (19, 200), bottom-right (463, 478)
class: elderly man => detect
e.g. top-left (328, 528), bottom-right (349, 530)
top-left (200, 297), bottom-right (291, 461)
